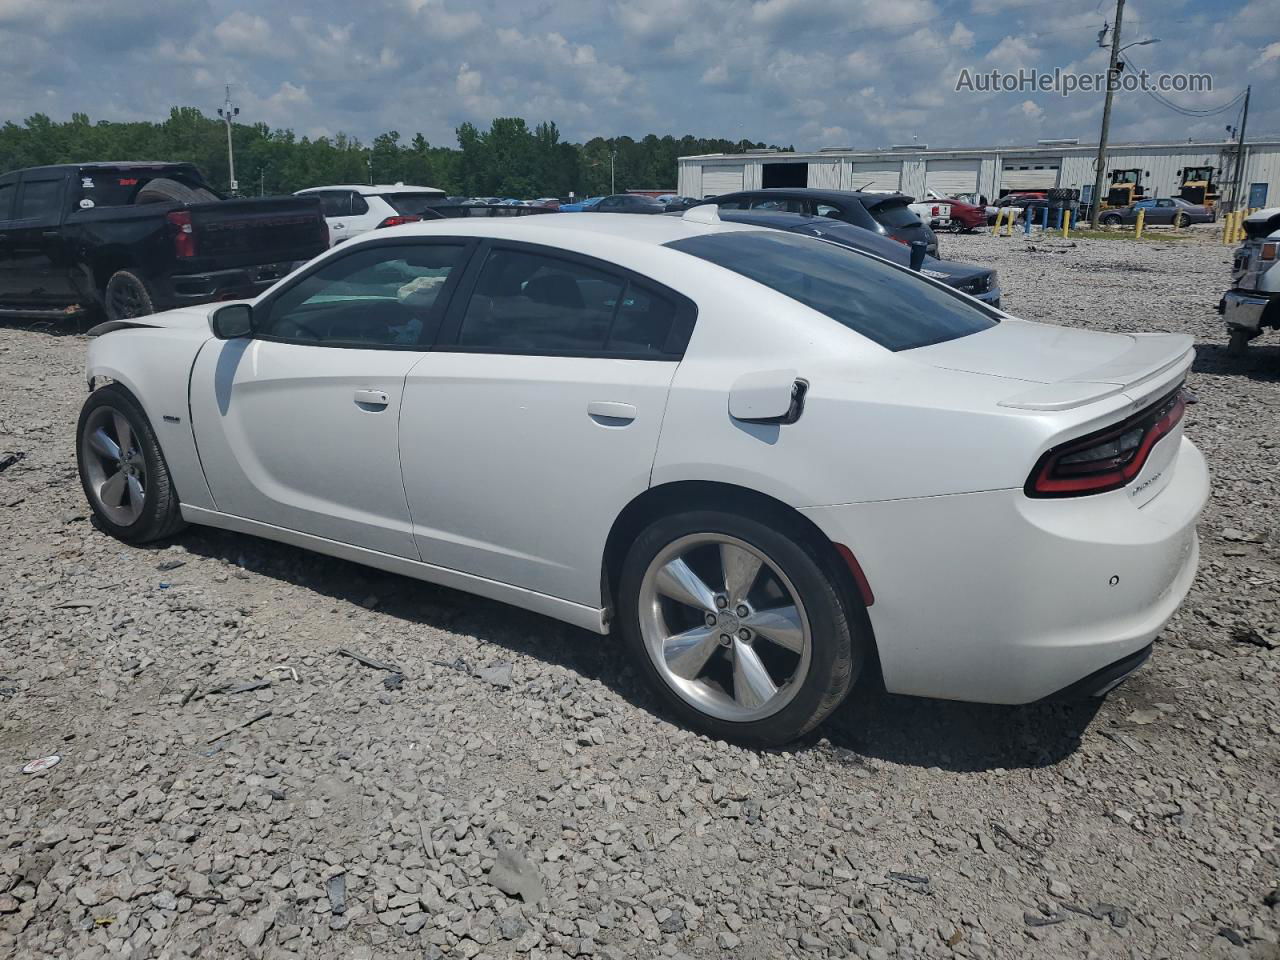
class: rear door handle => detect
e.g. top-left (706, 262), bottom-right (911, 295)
top-left (587, 401), bottom-right (636, 425)
top-left (354, 389), bottom-right (389, 409)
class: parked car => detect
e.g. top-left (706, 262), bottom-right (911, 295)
top-left (76, 210), bottom-right (1207, 744)
top-left (295, 184), bottom-right (446, 245)
top-left (925, 190), bottom-right (987, 231)
top-left (594, 194), bottom-right (666, 214)
top-left (994, 194), bottom-right (1079, 227)
top-left (532, 198), bottom-right (562, 210)
top-left (0, 162), bottom-right (328, 322)
top-left (712, 189), bottom-right (940, 257)
top-left (662, 196), bottom-right (702, 212)
top-left (1099, 197), bottom-right (1214, 227)
top-left (1219, 206), bottom-right (1280, 354)
top-left (560, 196), bottom-right (604, 212)
top-left (710, 209), bottom-right (1001, 306)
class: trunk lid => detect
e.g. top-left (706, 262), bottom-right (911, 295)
top-left (186, 196), bottom-right (328, 269)
top-left (912, 319), bottom-right (1193, 410)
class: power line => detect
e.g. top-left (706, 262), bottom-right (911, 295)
top-left (1120, 46), bottom-right (1248, 117)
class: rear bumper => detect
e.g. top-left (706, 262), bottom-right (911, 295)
top-left (154, 262), bottom-right (299, 309)
top-left (802, 436), bottom-right (1208, 704)
top-left (1218, 289), bottom-right (1273, 333)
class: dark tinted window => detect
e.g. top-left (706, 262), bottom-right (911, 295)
top-left (350, 193), bottom-right (369, 215)
top-left (384, 193), bottom-right (444, 216)
top-left (666, 231), bottom-right (996, 351)
top-left (263, 243), bottom-right (465, 347)
top-left (867, 201), bottom-right (920, 229)
top-left (0, 181), bottom-right (15, 219)
top-left (458, 249), bottom-right (625, 353)
top-left (606, 283), bottom-right (679, 354)
top-left (316, 192), bottom-right (351, 217)
top-left (17, 179), bottom-right (63, 219)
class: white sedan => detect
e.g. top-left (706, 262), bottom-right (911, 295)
top-left (76, 208), bottom-right (1209, 744)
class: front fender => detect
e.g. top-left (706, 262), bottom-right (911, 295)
top-left (87, 328), bottom-right (216, 511)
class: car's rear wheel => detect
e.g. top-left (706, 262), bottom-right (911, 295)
top-left (618, 510), bottom-right (860, 745)
top-left (104, 269), bottom-right (157, 321)
top-left (76, 385), bottom-right (186, 543)
top-left (1101, 213), bottom-right (1123, 226)
top-left (1174, 212), bottom-right (1189, 228)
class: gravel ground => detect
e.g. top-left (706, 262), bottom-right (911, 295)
top-left (1, 226), bottom-right (1277, 960)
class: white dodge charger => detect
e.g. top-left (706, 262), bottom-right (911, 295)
top-left (77, 208), bottom-right (1209, 744)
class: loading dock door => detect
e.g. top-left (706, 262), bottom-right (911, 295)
top-left (850, 161), bottom-right (901, 192)
top-left (702, 165), bottom-right (745, 197)
top-left (1000, 160), bottom-right (1061, 193)
top-left (762, 162), bottom-right (808, 188)
top-left (925, 159), bottom-right (980, 197)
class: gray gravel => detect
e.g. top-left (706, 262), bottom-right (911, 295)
top-left (1, 226), bottom-right (1278, 960)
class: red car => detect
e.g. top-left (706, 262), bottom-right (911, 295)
top-left (925, 191), bottom-right (986, 232)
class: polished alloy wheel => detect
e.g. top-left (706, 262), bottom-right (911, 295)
top-left (80, 406), bottom-right (146, 526)
top-left (637, 533), bottom-right (812, 722)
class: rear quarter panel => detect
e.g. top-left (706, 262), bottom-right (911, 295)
top-left (87, 327), bottom-right (215, 510)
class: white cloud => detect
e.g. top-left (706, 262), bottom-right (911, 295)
top-left (213, 11), bottom-right (273, 55)
top-left (1018, 99), bottom-right (1043, 120)
top-left (950, 22), bottom-right (975, 48)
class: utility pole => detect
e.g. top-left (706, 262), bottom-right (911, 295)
top-left (1229, 85), bottom-right (1251, 211)
top-left (610, 150), bottom-right (616, 195)
top-left (216, 84), bottom-right (240, 195)
top-left (1089, 0), bottom-right (1124, 228)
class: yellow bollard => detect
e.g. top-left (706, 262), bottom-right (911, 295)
top-left (1062, 210), bottom-right (1070, 238)
top-left (1003, 208), bottom-right (1016, 237)
top-left (991, 208), bottom-right (1005, 236)
top-left (1135, 208), bottom-right (1145, 240)
top-left (1223, 211), bottom-right (1236, 245)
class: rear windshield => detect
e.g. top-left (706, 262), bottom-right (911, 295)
top-left (666, 231), bottom-right (997, 351)
top-left (382, 192), bottom-right (446, 215)
top-left (867, 201), bottom-right (922, 230)
top-left (76, 168), bottom-right (218, 207)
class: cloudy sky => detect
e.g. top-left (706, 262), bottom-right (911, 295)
top-left (2, 0), bottom-right (1276, 149)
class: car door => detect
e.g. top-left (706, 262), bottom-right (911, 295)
top-left (342, 192), bottom-right (378, 239)
top-left (399, 240), bottom-right (696, 605)
top-left (6, 171), bottom-right (75, 304)
top-left (0, 174), bottom-right (20, 302)
top-left (189, 239), bottom-right (472, 557)
top-left (317, 191), bottom-right (358, 244)
top-left (1151, 199), bottom-right (1176, 225)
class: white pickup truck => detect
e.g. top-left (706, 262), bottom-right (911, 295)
top-left (1219, 207), bottom-right (1280, 355)
top-left (863, 189), bottom-right (951, 230)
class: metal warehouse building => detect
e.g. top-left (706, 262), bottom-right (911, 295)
top-left (677, 138), bottom-right (1280, 209)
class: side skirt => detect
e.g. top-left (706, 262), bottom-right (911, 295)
top-left (181, 505), bottom-right (610, 635)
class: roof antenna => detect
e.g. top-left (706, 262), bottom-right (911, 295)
top-left (682, 204), bottom-right (721, 224)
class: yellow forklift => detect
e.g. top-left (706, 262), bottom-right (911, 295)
top-left (1177, 165), bottom-right (1219, 210)
top-left (1105, 168), bottom-right (1146, 208)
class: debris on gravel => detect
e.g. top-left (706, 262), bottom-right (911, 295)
top-left (0, 230), bottom-right (1277, 959)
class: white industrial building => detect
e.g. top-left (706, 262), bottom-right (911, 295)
top-left (677, 138), bottom-right (1280, 208)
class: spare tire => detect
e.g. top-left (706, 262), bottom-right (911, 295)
top-left (134, 178), bottom-right (219, 205)
top-left (1046, 187), bottom-right (1079, 201)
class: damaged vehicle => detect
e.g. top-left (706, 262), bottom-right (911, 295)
top-left (76, 209), bottom-right (1208, 744)
top-left (1219, 207), bottom-right (1280, 355)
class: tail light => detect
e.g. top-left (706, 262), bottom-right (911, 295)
top-left (377, 215), bottom-right (421, 229)
top-left (166, 210), bottom-right (196, 258)
top-left (1261, 242), bottom-right (1277, 261)
top-left (1026, 388), bottom-right (1187, 498)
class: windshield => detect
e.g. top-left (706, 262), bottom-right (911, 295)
top-left (667, 231), bottom-right (997, 351)
top-left (383, 192), bottom-right (445, 215)
top-left (868, 201), bottom-right (922, 230)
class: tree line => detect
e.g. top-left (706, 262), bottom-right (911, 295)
top-left (0, 108), bottom-right (792, 198)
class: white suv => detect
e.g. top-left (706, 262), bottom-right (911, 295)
top-left (295, 184), bottom-right (446, 245)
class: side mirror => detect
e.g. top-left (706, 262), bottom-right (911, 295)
top-left (210, 302), bottom-right (253, 339)
top-left (909, 240), bottom-right (928, 271)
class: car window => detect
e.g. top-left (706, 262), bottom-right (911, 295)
top-left (17, 179), bottom-right (63, 220)
top-left (262, 243), bottom-right (466, 347)
top-left (457, 248), bottom-right (636, 354)
top-left (868, 202), bottom-right (921, 230)
top-left (815, 203), bottom-right (840, 217)
top-left (383, 193), bottom-right (443, 216)
top-left (605, 282), bottom-right (680, 355)
top-left (1156, 199), bottom-right (1173, 207)
top-left (750, 197), bottom-right (800, 213)
top-left (350, 192), bottom-right (370, 215)
top-left (317, 192), bottom-right (352, 217)
top-left (713, 197), bottom-right (750, 210)
top-left (0, 181), bottom-right (15, 220)
top-left (666, 230), bottom-right (997, 352)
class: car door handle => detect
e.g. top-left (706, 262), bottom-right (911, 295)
top-left (354, 389), bottom-right (389, 409)
top-left (587, 401), bottom-right (636, 425)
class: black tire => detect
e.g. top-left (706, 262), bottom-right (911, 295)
top-left (134, 177), bottom-right (219, 205)
top-left (104, 269), bottom-right (157, 321)
top-left (617, 509), bottom-right (862, 746)
top-left (1227, 329), bottom-right (1251, 357)
top-left (76, 384), bottom-right (186, 543)
top-left (1174, 212), bottom-right (1188, 228)
top-left (1100, 213), bottom-right (1123, 227)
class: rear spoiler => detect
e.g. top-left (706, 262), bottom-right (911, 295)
top-left (998, 334), bottom-right (1194, 411)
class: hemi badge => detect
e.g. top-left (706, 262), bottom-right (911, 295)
top-left (163, 415), bottom-right (181, 424)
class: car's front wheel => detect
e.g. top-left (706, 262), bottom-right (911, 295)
top-left (618, 510), bottom-right (861, 745)
top-left (1101, 213), bottom-right (1123, 227)
top-left (76, 384), bottom-right (186, 543)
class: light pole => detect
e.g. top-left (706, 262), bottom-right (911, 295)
top-left (610, 150), bottom-right (616, 195)
top-left (216, 84), bottom-right (240, 195)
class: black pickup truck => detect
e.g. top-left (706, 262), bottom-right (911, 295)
top-left (0, 162), bottom-right (328, 322)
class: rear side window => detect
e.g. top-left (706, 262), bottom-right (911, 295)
top-left (0, 181), bottom-right (15, 219)
top-left (17, 179), bottom-right (63, 219)
top-left (868, 202), bottom-right (920, 230)
top-left (317, 192), bottom-right (352, 217)
top-left (350, 193), bottom-right (369, 215)
top-left (383, 193), bottom-right (444, 216)
top-left (456, 248), bottom-right (681, 356)
top-left (667, 230), bottom-right (997, 351)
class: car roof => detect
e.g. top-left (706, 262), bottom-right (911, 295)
top-left (715, 210), bottom-right (825, 228)
top-left (297, 184), bottom-right (445, 195)
top-left (14, 161), bottom-right (198, 176)
top-left (722, 187), bottom-right (911, 205)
